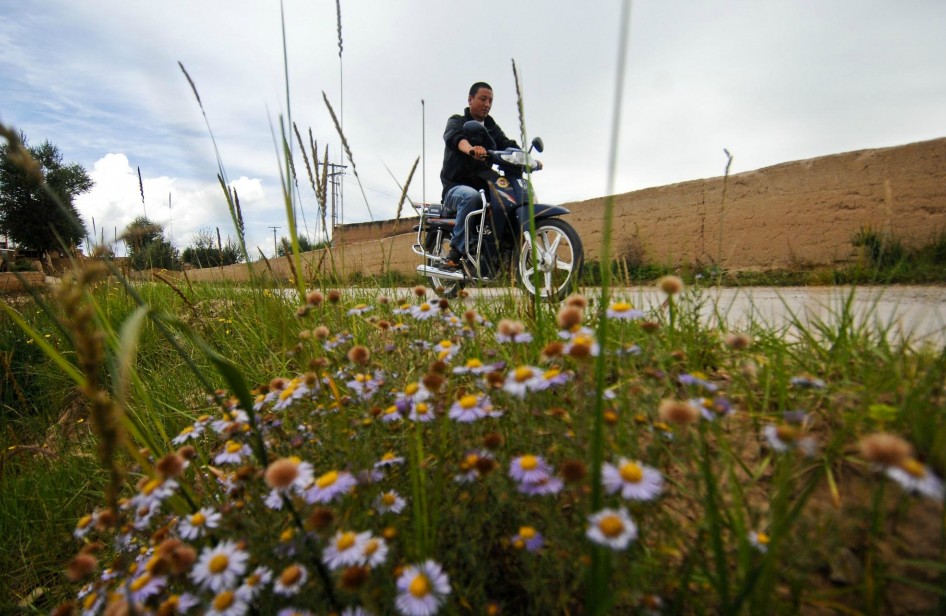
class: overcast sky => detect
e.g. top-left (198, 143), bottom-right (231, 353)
top-left (2, 1), bottom-right (944, 258)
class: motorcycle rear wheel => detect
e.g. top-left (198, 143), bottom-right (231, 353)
top-left (517, 218), bottom-right (584, 302)
top-left (424, 230), bottom-right (465, 299)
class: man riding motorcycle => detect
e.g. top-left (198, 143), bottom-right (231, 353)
top-left (440, 81), bottom-right (519, 269)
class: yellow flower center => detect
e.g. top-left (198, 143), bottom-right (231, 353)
top-left (619, 462), bottom-right (644, 483)
top-left (76, 514), bottom-right (92, 529)
top-left (279, 384), bottom-right (296, 401)
top-left (382, 492), bottom-right (397, 506)
top-left (419, 303), bottom-right (431, 312)
top-left (514, 367), bottom-right (534, 382)
top-left (415, 403), bottom-right (429, 415)
top-left (196, 414), bottom-right (210, 422)
top-left (190, 512), bottom-right (206, 526)
top-left (382, 452), bottom-right (397, 461)
top-left (225, 441), bottom-right (243, 454)
top-left (466, 359), bottom-right (483, 368)
top-left (775, 425), bottom-right (799, 443)
top-left (756, 532), bottom-right (770, 545)
top-left (901, 458), bottom-right (927, 478)
top-left (336, 532), bottom-right (357, 551)
top-left (280, 528), bottom-right (295, 542)
top-left (130, 572), bottom-right (151, 592)
top-left (459, 395), bottom-right (478, 409)
top-left (439, 340), bottom-right (452, 348)
top-left (612, 301), bottom-right (632, 312)
top-left (83, 592), bottom-right (99, 610)
top-left (543, 368), bottom-right (560, 380)
top-left (179, 425), bottom-right (194, 435)
top-left (280, 565), bottom-right (302, 586)
top-left (363, 539), bottom-right (380, 556)
top-left (598, 515), bottom-right (625, 538)
top-left (384, 405), bottom-right (398, 415)
top-left (316, 471), bottom-right (339, 489)
top-left (409, 574), bottom-right (431, 598)
top-left (246, 573), bottom-right (261, 587)
top-left (141, 478), bottom-right (162, 495)
top-left (519, 526), bottom-right (536, 540)
top-left (405, 383), bottom-right (419, 395)
top-left (213, 591), bottom-right (235, 611)
top-left (519, 455), bottom-right (538, 471)
top-left (208, 554), bottom-right (230, 574)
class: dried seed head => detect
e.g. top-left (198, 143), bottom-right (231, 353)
top-left (413, 285), bottom-right (427, 298)
top-left (177, 445), bottom-right (197, 461)
top-left (498, 319), bottom-right (525, 337)
top-left (542, 341), bottom-right (564, 358)
top-left (306, 507), bottom-right (335, 531)
top-left (724, 332), bottom-right (753, 350)
top-left (264, 458), bottom-right (300, 489)
top-left (640, 320), bottom-right (661, 333)
top-left (658, 399), bottom-right (700, 425)
top-left (561, 459), bottom-right (587, 483)
top-left (428, 360), bottom-right (448, 375)
top-left (66, 552), bottom-right (97, 582)
top-left (565, 294), bottom-right (588, 309)
top-left (422, 373), bottom-right (444, 391)
top-left (156, 453), bottom-right (185, 479)
top-left (658, 275), bottom-right (684, 296)
top-left (169, 544), bottom-right (197, 574)
top-left (858, 433), bottom-right (914, 467)
top-left (313, 325), bottom-right (330, 339)
top-left (377, 295), bottom-right (389, 305)
top-left (482, 432), bottom-right (504, 450)
top-left (557, 306), bottom-right (583, 330)
top-left (305, 291), bottom-right (324, 306)
top-left (438, 298), bottom-right (450, 310)
top-left (347, 345), bottom-right (370, 365)
top-left (463, 310), bottom-right (478, 324)
top-left (327, 290), bottom-right (341, 303)
top-left (340, 565), bottom-right (370, 590)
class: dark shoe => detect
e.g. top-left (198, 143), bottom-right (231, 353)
top-left (443, 247), bottom-right (462, 269)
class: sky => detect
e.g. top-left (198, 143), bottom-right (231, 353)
top-left (2, 1), bottom-right (945, 258)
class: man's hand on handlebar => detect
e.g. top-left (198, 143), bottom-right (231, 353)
top-left (469, 145), bottom-right (487, 161)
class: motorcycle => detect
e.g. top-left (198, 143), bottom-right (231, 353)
top-left (412, 121), bottom-right (584, 301)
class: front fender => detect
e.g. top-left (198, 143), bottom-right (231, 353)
top-left (515, 203), bottom-right (572, 230)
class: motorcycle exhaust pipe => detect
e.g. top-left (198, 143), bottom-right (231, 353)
top-left (416, 264), bottom-right (466, 280)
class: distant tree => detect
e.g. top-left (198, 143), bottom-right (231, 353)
top-left (0, 131), bottom-right (92, 256)
top-left (276, 235), bottom-right (326, 256)
top-left (181, 227), bottom-right (243, 268)
top-left (123, 216), bottom-right (180, 270)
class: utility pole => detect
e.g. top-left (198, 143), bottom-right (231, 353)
top-left (325, 162), bottom-right (347, 242)
top-left (268, 226), bottom-right (280, 257)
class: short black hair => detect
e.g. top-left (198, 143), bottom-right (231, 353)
top-left (468, 82), bottom-right (492, 98)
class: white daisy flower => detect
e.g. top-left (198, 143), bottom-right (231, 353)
top-left (586, 507), bottom-right (638, 550)
top-left (190, 540), bottom-right (249, 592)
top-left (602, 458), bottom-right (664, 501)
top-left (178, 506), bottom-right (222, 540)
top-left (304, 470), bottom-right (357, 504)
top-left (273, 563), bottom-right (308, 596)
top-left (323, 530), bottom-right (370, 570)
top-left (206, 590), bottom-right (249, 616)
top-left (375, 490), bottom-right (407, 514)
top-left (395, 560), bottom-right (451, 616)
top-left (886, 458), bottom-right (945, 501)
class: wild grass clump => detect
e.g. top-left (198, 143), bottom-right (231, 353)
top-left (3, 268), bottom-right (945, 615)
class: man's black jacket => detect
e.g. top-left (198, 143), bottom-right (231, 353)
top-left (440, 108), bottom-right (518, 200)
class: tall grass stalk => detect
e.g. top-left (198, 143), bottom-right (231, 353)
top-left (586, 2), bottom-right (632, 613)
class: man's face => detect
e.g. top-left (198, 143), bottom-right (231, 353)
top-left (468, 87), bottom-right (493, 121)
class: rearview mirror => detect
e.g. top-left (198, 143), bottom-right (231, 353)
top-left (530, 137), bottom-right (544, 153)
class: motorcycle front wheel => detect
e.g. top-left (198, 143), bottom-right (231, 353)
top-left (517, 219), bottom-right (584, 302)
top-left (424, 230), bottom-right (465, 299)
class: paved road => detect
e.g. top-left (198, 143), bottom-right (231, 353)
top-left (425, 285), bottom-right (946, 347)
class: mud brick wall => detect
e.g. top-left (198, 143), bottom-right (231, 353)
top-left (183, 137), bottom-right (946, 283)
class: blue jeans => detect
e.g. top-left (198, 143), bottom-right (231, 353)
top-left (444, 185), bottom-right (510, 253)
top-left (444, 185), bottom-right (484, 252)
